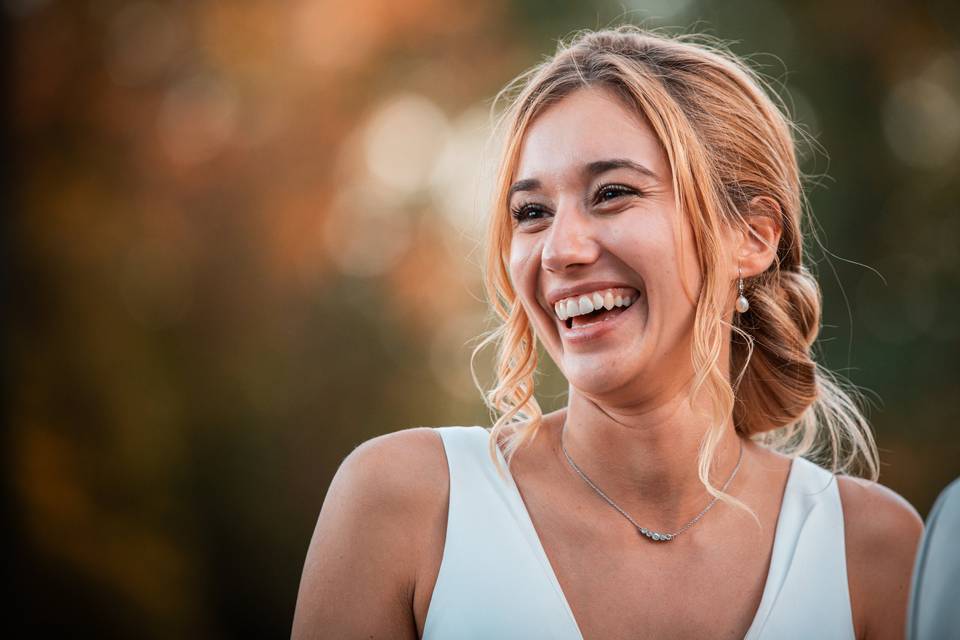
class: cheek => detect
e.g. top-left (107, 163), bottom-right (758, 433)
top-left (622, 215), bottom-right (698, 284)
top-left (508, 238), bottom-right (539, 289)
top-left (604, 222), bottom-right (670, 276)
top-left (508, 240), bottom-right (550, 333)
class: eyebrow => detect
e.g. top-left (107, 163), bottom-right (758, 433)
top-left (507, 158), bottom-right (658, 199)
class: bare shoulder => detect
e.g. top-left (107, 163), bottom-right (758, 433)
top-left (335, 427), bottom-right (449, 508)
top-left (837, 475), bottom-right (925, 640)
top-left (307, 427), bottom-right (449, 546)
top-left (291, 427), bottom-right (449, 639)
top-left (837, 475), bottom-right (925, 547)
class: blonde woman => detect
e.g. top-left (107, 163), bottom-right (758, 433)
top-left (293, 26), bottom-right (924, 639)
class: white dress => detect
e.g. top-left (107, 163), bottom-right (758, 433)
top-left (421, 426), bottom-right (856, 640)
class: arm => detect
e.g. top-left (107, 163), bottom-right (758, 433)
top-left (292, 428), bottom-right (441, 639)
top-left (838, 476), bottom-right (925, 640)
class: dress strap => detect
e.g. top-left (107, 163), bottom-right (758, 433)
top-left (422, 426), bottom-right (583, 639)
top-left (745, 456), bottom-right (855, 639)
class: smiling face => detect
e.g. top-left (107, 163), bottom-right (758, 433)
top-left (508, 85), bottom-right (706, 402)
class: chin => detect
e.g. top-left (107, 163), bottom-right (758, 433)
top-left (562, 357), bottom-right (639, 398)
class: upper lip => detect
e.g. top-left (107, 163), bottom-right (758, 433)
top-left (544, 281), bottom-right (642, 307)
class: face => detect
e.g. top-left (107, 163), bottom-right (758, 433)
top-left (508, 85), bottom-right (705, 403)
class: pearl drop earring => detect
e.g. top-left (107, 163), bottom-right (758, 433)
top-left (735, 265), bottom-right (750, 314)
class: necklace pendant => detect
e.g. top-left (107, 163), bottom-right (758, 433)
top-left (560, 420), bottom-right (742, 546)
top-left (639, 527), bottom-right (672, 542)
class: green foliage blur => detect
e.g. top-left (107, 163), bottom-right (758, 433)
top-left (7, 0), bottom-right (959, 637)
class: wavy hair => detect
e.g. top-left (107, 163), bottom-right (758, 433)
top-left (470, 25), bottom-right (879, 522)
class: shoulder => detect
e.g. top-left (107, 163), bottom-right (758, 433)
top-left (339, 427), bottom-right (449, 502)
top-left (837, 475), bottom-right (925, 640)
top-left (328, 427), bottom-right (451, 543)
top-left (837, 475), bottom-right (924, 550)
top-left (291, 427), bottom-right (449, 638)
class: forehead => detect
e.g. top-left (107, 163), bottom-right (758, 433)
top-left (515, 85), bottom-right (668, 183)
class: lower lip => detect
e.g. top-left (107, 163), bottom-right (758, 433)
top-left (559, 298), bottom-right (640, 345)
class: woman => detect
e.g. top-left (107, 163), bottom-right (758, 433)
top-left (292, 26), bottom-right (924, 639)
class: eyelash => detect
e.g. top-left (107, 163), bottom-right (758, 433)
top-left (510, 183), bottom-right (639, 223)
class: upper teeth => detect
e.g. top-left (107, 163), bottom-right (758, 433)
top-left (553, 288), bottom-right (638, 321)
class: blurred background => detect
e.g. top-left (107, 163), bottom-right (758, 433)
top-left (6, 0), bottom-right (959, 637)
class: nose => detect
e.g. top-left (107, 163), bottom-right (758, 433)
top-left (541, 201), bottom-right (601, 273)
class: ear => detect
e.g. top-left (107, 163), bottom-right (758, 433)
top-left (733, 195), bottom-right (783, 279)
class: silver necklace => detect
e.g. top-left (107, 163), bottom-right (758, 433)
top-left (559, 420), bottom-right (744, 542)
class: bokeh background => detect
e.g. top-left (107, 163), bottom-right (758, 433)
top-left (7, 0), bottom-right (959, 637)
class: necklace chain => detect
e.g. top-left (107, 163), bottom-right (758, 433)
top-left (559, 420), bottom-right (744, 542)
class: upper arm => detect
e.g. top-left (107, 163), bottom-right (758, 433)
top-left (291, 427), bottom-right (446, 640)
top-left (838, 476), bottom-right (925, 640)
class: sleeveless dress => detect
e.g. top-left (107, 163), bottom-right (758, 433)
top-left (421, 425), bottom-right (856, 640)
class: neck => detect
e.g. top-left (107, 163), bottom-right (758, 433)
top-left (554, 388), bottom-right (746, 527)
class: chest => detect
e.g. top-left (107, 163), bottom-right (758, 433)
top-left (490, 441), bottom-right (787, 639)
top-left (415, 431), bottom-right (860, 640)
top-left (540, 525), bottom-right (773, 640)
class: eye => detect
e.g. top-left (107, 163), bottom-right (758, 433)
top-left (595, 183), bottom-right (637, 203)
top-left (510, 202), bottom-right (549, 224)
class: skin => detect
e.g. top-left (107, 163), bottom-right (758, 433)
top-left (291, 85), bottom-right (925, 639)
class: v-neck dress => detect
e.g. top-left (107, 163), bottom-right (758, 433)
top-left (421, 426), bottom-right (855, 640)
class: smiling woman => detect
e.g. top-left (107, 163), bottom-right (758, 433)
top-left (292, 26), bottom-right (924, 640)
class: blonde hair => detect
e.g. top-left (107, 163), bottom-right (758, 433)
top-left (470, 25), bottom-right (879, 523)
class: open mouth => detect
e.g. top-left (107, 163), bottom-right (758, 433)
top-left (564, 304), bottom-right (629, 330)
top-left (554, 287), bottom-right (640, 329)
